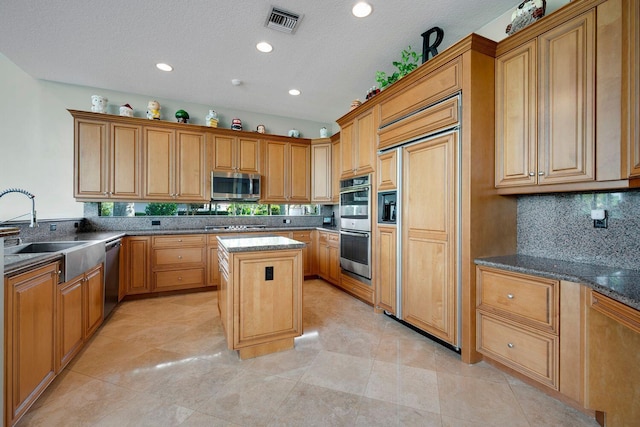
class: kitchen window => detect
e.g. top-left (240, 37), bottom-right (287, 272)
top-left (92, 202), bottom-right (320, 217)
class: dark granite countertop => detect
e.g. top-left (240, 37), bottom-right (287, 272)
top-left (217, 235), bottom-right (305, 252)
top-left (475, 254), bottom-right (640, 311)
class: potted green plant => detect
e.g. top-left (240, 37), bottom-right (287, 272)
top-left (375, 46), bottom-right (422, 89)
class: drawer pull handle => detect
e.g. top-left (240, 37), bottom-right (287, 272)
top-left (178, 277), bottom-right (182, 281)
top-left (507, 342), bottom-right (514, 348)
top-left (507, 293), bottom-right (514, 299)
top-left (178, 255), bottom-right (183, 259)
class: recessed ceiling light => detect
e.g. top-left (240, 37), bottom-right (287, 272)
top-left (256, 41), bottom-right (273, 53)
top-left (231, 79), bottom-right (243, 86)
top-left (352, 2), bottom-right (372, 18)
top-left (289, 89), bottom-right (301, 96)
top-left (156, 63), bottom-right (173, 72)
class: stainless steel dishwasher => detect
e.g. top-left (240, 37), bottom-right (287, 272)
top-left (104, 238), bottom-right (121, 319)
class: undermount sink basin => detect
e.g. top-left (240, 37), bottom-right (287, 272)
top-left (5, 240), bottom-right (105, 282)
top-left (7, 241), bottom-right (88, 254)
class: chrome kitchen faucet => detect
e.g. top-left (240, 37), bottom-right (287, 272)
top-left (0, 188), bottom-right (37, 227)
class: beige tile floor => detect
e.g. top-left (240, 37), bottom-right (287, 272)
top-left (18, 279), bottom-right (600, 426)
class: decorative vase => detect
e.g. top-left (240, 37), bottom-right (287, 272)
top-left (288, 129), bottom-right (300, 138)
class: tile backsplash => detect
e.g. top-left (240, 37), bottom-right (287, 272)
top-left (517, 190), bottom-right (640, 269)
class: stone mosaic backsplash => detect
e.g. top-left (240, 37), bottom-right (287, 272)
top-left (517, 190), bottom-right (640, 269)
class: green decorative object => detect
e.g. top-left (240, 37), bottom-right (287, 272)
top-left (175, 109), bottom-right (190, 123)
top-left (375, 46), bottom-right (422, 89)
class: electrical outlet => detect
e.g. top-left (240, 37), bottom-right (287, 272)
top-left (283, 219), bottom-right (291, 224)
top-left (265, 266), bottom-right (274, 281)
top-left (594, 218), bottom-right (608, 229)
top-left (151, 220), bottom-right (161, 226)
top-left (49, 224), bottom-right (57, 231)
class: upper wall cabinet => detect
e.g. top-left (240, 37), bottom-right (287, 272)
top-left (311, 138), bottom-right (332, 203)
top-left (73, 115), bottom-right (142, 200)
top-left (337, 106), bottom-right (377, 179)
top-left (143, 127), bottom-right (208, 202)
top-left (261, 139), bottom-right (311, 204)
top-left (495, 0), bottom-right (639, 194)
top-left (212, 135), bottom-right (260, 174)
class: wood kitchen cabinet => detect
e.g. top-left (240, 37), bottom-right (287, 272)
top-left (143, 128), bottom-right (208, 201)
top-left (262, 139), bottom-right (311, 203)
top-left (151, 234), bottom-right (206, 292)
top-left (331, 133), bottom-right (341, 203)
top-left (293, 230), bottom-right (314, 276)
top-left (57, 263), bottom-right (104, 372)
top-left (377, 150), bottom-right (397, 191)
top-left (496, 0), bottom-right (639, 193)
top-left (586, 290), bottom-right (640, 426)
top-left (476, 267), bottom-right (560, 389)
top-left (5, 262), bottom-right (59, 427)
top-left (496, 11), bottom-right (595, 188)
top-left (317, 230), bottom-right (340, 285)
top-left (73, 114), bottom-right (142, 200)
top-left (311, 138), bottom-right (332, 203)
top-left (212, 134), bottom-right (260, 173)
top-left (57, 274), bottom-right (84, 371)
top-left (217, 241), bottom-right (303, 359)
top-left (123, 236), bottom-right (152, 295)
top-left (338, 106), bottom-right (377, 179)
top-left (84, 264), bottom-right (104, 338)
top-left (402, 132), bottom-right (458, 344)
top-left (207, 234), bottom-right (220, 287)
top-left (375, 225), bottom-right (396, 314)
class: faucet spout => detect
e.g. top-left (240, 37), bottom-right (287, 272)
top-left (0, 188), bottom-right (37, 227)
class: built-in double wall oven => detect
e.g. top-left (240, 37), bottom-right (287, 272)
top-left (339, 174), bottom-right (371, 283)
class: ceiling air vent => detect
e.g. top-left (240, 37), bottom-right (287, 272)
top-left (265, 7), bottom-right (303, 34)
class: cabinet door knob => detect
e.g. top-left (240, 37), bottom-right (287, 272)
top-left (178, 277), bottom-right (182, 281)
top-left (538, 171), bottom-right (544, 176)
top-left (178, 255), bottom-right (183, 259)
top-left (178, 239), bottom-right (183, 242)
top-left (528, 172), bottom-right (535, 177)
top-left (507, 342), bottom-right (514, 348)
top-left (507, 293), bottom-right (514, 299)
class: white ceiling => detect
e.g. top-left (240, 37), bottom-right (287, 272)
top-left (0, 1), bottom-right (517, 124)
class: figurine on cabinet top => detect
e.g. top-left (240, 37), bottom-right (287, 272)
top-left (91, 95), bottom-right (108, 113)
top-left (146, 100), bottom-right (161, 120)
top-left (175, 109), bottom-right (189, 123)
top-left (231, 118), bottom-right (242, 131)
top-left (205, 110), bottom-right (219, 127)
top-left (119, 103), bottom-right (134, 117)
top-left (256, 124), bottom-right (266, 134)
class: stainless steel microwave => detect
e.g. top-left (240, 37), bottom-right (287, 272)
top-left (211, 171), bottom-right (261, 201)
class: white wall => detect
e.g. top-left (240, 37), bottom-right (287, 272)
top-left (0, 54), bottom-right (331, 222)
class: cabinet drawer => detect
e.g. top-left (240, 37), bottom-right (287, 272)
top-left (292, 231), bottom-right (312, 242)
top-left (478, 312), bottom-right (558, 389)
top-left (477, 267), bottom-right (558, 333)
top-left (154, 268), bottom-right (205, 291)
top-left (153, 247), bottom-right (205, 267)
top-left (152, 235), bottom-right (205, 247)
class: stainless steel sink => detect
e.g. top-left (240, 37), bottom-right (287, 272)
top-left (5, 240), bottom-right (105, 282)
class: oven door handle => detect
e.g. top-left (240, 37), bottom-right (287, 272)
top-left (340, 230), bottom-right (370, 238)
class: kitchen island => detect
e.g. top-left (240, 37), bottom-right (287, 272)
top-left (217, 235), bottom-right (304, 359)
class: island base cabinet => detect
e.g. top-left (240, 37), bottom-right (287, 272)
top-left (5, 262), bottom-right (59, 427)
top-left (586, 290), bottom-right (640, 427)
top-left (218, 245), bottom-right (303, 360)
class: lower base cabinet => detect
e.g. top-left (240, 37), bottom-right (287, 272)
top-left (317, 231), bottom-right (339, 284)
top-left (57, 264), bottom-right (104, 371)
top-left (586, 290), bottom-right (640, 426)
top-left (5, 262), bottom-right (59, 427)
top-left (339, 273), bottom-right (374, 305)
